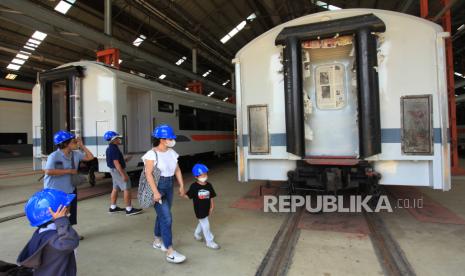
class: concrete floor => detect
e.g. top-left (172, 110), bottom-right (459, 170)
top-left (0, 160), bottom-right (285, 275)
top-left (1, 158), bottom-right (465, 275)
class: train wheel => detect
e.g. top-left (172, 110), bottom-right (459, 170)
top-left (287, 171), bottom-right (296, 195)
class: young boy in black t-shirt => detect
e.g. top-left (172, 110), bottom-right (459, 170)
top-left (185, 164), bottom-right (220, 250)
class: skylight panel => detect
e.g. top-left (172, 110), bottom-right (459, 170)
top-left (16, 53), bottom-right (30, 60)
top-left (54, 0), bottom-right (76, 15)
top-left (11, 58), bottom-right (26, 65)
top-left (23, 46), bottom-right (35, 51)
top-left (31, 31), bottom-right (47, 41)
top-left (5, 74), bottom-right (17, 80)
top-left (7, 64), bottom-right (21, 71)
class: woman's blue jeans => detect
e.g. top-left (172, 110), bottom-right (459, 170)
top-left (154, 176), bottom-right (174, 248)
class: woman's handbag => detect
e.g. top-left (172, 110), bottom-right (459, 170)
top-left (137, 150), bottom-right (161, 208)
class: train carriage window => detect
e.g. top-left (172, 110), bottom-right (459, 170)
top-left (179, 105), bottom-right (197, 130)
top-left (315, 64), bottom-right (346, 109)
top-left (179, 104), bottom-right (235, 131)
top-left (401, 95), bottom-right (433, 155)
top-left (158, 101), bottom-right (174, 113)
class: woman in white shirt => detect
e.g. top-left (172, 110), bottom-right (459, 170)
top-left (142, 124), bottom-right (186, 264)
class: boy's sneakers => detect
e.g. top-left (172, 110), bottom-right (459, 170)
top-left (153, 240), bottom-right (167, 252)
top-left (108, 206), bottom-right (125, 214)
top-left (166, 251), bottom-right (186, 264)
top-left (206, 241), bottom-right (220, 250)
top-left (126, 208), bottom-right (143, 216)
top-left (194, 233), bottom-right (203, 241)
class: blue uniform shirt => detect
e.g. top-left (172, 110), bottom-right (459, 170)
top-left (106, 144), bottom-right (126, 169)
top-left (44, 149), bottom-right (85, 194)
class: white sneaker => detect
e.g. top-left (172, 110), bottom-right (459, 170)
top-left (194, 233), bottom-right (203, 241)
top-left (152, 240), bottom-right (167, 252)
top-left (166, 251), bottom-right (186, 263)
top-left (206, 241), bottom-right (220, 250)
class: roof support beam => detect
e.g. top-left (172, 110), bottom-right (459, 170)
top-left (0, 79), bottom-right (34, 90)
top-left (0, 0), bottom-right (234, 96)
top-left (399, 0), bottom-right (415, 13)
top-left (126, 0), bottom-right (233, 72)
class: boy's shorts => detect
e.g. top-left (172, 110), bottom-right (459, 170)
top-left (110, 169), bottom-right (130, 190)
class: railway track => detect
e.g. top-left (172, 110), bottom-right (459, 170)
top-left (0, 181), bottom-right (113, 224)
top-left (256, 204), bottom-right (416, 276)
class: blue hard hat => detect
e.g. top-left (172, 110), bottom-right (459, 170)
top-left (103, 131), bottom-right (122, 142)
top-left (152, 124), bottom-right (176, 139)
top-left (24, 188), bottom-right (76, 227)
top-left (192, 163), bottom-right (209, 177)
top-left (53, 130), bottom-right (75, 145)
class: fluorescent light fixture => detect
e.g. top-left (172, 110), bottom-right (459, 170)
top-left (247, 13), bottom-right (257, 21)
top-left (158, 74), bottom-right (166, 79)
top-left (16, 53), bottom-right (30, 60)
top-left (222, 80), bottom-right (230, 86)
top-left (455, 72), bottom-right (465, 78)
top-left (220, 35), bottom-right (231, 44)
top-left (316, 1), bottom-right (341, 10)
top-left (175, 56), bottom-right (187, 66)
top-left (222, 97), bottom-right (229, 102)
top-left (31, 31), bottom-right (47, 41)
top-left (7, 64), bottom-right (21, 71)
top-left (5, 74), bottom-right (17, 80)
top-left (220, 16), bottom-right (252, 44)
top-left (202, 69), bottom-right (212, 77)
top-left (133, 34), bottom-right (147, 47)
top-left (19, 50), bottom-right (31, 55)
top-left (236, 21), bottom-right (247, 31)
top-left (118, 59), bottom-right (123, 64)
top-left (11, 58), bottom-right (26, 65)
top-left (228, 28), bottom-right (239, 37)
top-left (458, 24), bottom-right (465, 31)
top-left (208, 91), bottom-right (215, 97)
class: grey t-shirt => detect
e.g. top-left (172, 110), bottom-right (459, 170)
top-left (44, 149), bottom-right (85, 193)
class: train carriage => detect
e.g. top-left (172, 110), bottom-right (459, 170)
top-left (234, 9), bottom-right (451, 192)
top-left (32, 61), bottom-right (235, 174)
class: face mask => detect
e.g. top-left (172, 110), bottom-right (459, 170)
top-left (166, 140), bottom-right (176, 148)
top-left (198, 177), bottom-right (208, 183)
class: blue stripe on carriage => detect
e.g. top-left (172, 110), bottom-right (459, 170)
top-left (32, 135), bottom-right (191, 146)
top-left (241, 128), bottom-right (446, 147)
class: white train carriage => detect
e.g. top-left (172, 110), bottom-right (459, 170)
top-left (0, 87), bottom-right (32, 157)
top-left (234, 9), bottom-right (451, 192)
top-left (32, 61), bottom-right (235, 173)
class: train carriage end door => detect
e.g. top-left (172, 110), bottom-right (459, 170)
top-left (125, 87), bottom-right (151, 153)
top-left (39, 66), bottom-right (84, 155)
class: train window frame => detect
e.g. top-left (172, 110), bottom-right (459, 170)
top-left (400, 95), bottom-right (434, 155)
top-left (248, 105), bottom-right (270, 154)
top-left (158, 100), bottom-right (174, 113)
